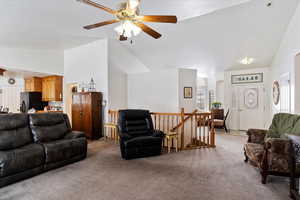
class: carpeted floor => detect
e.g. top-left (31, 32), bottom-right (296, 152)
top-left (0, 133), bottom-right (289, 200)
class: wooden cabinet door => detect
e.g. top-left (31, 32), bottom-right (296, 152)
top-left (42, 76), bottom-right (63, 101)
top-left (91, 93), bottom-right (102, 138)
top-left (48, 77), bottom-right (55, 100)
top-left (54, 76), bottom-right (63, 101)
top-left (81, 93), bottom-right (92, 138)
top-left (25, 79), bottom-right (32, 91)
top-left (42, 78), bottom-right (48, 101)
top-left (72, 94), bottom-right (82, 132)
top-left (33, 78), bottom-right (42, 92)
top-left (25, 78), bottom-right (42, 92)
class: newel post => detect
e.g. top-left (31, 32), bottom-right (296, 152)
top-left (180, 108), bottom-right (185, 149)
top-left (210, 118), bottom-right (216, 148)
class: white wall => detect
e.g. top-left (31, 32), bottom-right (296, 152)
top-left (64, 39), bottom-right (108, 102)
top-left (127, 69), bottom-right (179, 112)
top-left (108, 39), bottom-right (149, 74)
top-left (178, 69), bottom-right (197, 112)
top-left (270, 3), bottom-right (300, 116)
top-left (0, 47), bottom-right (64, 75)
top-left (108, 62), bottom-right (128, 110)
top-left (216, 80), bottom-right (225, 105)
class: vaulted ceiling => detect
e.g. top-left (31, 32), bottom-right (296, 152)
top-left (0, 0), bottom-right (299, 74)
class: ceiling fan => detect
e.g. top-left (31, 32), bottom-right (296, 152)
top-left (77, 0), bottom-right (178, 41)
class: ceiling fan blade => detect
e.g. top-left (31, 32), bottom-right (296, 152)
top-left (133, 22), bottom-right (162, 39)
top-left (77, 0), bottom-right (116, 14)
top-left (84, 19), bottom-right (119, 30)
top-left (138, 15), bottom-right (178, 23)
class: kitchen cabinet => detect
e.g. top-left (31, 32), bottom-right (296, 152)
top-left (72, 92), bottom-right (103, 140)
top-left (24, 77), bottom-right (42, 92)
top-left (42, 76), bottom-right (63, 101)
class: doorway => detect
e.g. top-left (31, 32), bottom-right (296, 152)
top-left (279, 73), bottom-right (291, 113)
top-left (65, 83), bottom-right (77, 125)
top-left (295, 53), bottom-right (300, 113)
top-left (234, 85), bottom-right (266, 130)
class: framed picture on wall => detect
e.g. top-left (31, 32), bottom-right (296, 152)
top-left (184, 87), bottom-right (193, 99)
top-left (231, 73), bottom-right (263, 84)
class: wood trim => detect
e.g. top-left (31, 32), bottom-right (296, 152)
top-left (0, 68), bottom-right (6, 76)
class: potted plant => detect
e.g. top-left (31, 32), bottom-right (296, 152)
top-left (212, 102), bottom-right (222, 109)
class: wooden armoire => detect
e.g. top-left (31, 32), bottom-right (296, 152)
top-left (72, 92), bottom-right (103, 140)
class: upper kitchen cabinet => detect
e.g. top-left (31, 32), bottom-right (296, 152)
top-left (42, 75), bottom-right (63, 101)
top-left (25, 77), bottom-right (42, 92)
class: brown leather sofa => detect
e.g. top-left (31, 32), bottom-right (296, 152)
top-left (0, 113), bottom-right (87, 188)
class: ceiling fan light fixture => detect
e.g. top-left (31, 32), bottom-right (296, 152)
top-left (114, 20), bottom-right (141, 38)
top-left (240, 57), bottom-right (254, 65)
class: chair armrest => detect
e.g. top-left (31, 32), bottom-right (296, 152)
top-left (247, 129), bottom-right (267, 144)
top-left (265, 138), bottom-right (290, 155)
top-left (152, 130), bottom-right (165, 138)
top-left (118, 131), bottom-right (133, 140)
top-left (64, 131), bottom-right (86, 140)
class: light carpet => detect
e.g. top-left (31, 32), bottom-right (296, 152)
top-left (0, 133), bottom-right (289, 200)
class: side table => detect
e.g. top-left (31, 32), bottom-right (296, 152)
top-left (165, 131), bottom-right (179, 153)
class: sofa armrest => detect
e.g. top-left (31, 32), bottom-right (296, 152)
top-left (152, 130), bottom-right (165, 138)
top-left (247, 129), bottom-right (267, 144)
top-left (265, 138), bottom-right (290, 155)
top-left (64, 131), bottom-right (86, 140)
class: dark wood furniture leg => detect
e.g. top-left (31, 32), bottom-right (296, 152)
top-left (244, 148), bottom-right (248, 163)
top-left (261, 170), bottom-right (268, 184)
top-left (287, 135), bottom-right (300, 200)
top-left (224, 124), bottom-right (228, 133)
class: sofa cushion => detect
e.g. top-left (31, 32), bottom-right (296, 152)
top-left (29, 113), bottom-right (69, 142)
top-left (0, 114), bottom-right (32, 150)
top-left (244, 143), bottom-right (264, 166)
top-left (0, 144), bottom-right (44, 178)
top-left (43, 138), bottom-right (87, 164)
top-left (124, 136), bottom-right (162, 148)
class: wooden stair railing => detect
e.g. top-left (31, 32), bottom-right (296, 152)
top-left (169, 109), bottom-right (198, 149)
top-left (104, 109), bottom-right (216, 150)
top-left (104, 110), bottom-right (119, 142)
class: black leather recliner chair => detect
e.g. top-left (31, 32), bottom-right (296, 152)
top-left (118, 110), bottom-right (165, 160)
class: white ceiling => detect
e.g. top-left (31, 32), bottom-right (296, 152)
top-left (0, 0), bottom-right (299, 74)
top-left (122, 0), bottom-right (299, 74)
top-left (0, 0), bottom-right (250, 50)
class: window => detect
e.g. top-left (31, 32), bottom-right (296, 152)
top-left (280, 73), bottom-right (291, 113)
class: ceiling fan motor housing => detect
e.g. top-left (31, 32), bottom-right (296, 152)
top-left (116, 2), bottom-right (140, 21)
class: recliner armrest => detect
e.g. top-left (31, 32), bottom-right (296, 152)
top-left (64, 131), bottom-right (86, 140)
top-left (247, 129), bottom-right (267, 144)
top-left (118, 132), bottom-right (133, 140)
top-left (152, 130), bottom-right (165, 138)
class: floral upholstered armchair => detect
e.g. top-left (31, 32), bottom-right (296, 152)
top-left (244, 113), bottom-right (300, 184)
